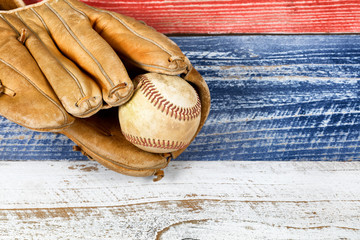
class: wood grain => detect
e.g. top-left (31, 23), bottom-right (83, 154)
top-left (0, 161), bottom-right (359, 239)
top-left (1, 35), bottom-right (360, 161)
top-left (23, 0), bottom-right (360, 34)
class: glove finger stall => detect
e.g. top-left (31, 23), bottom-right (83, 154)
top-left (0, 24), bottom-right (74, 131)
top-left (33, 0), bottom-right (134, 107)
top-left (2, 11), bottom-right (104, 118)
top-left (69, 0), bottom-right (189, 76)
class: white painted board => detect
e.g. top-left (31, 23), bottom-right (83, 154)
top-left (0, 161), bottom-right (359, 239)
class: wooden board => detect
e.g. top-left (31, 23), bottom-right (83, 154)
top-left (1, 35), bottom-right (360, 162)
top-left (23, 0), bottom-right (360, 34)
top-left (0, 161), bottom-right (359, 239)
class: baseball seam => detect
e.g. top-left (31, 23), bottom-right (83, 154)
top-left (123, 133), bottom-right (188, 150)
top-left (139, 76), bottom-right (201, 121)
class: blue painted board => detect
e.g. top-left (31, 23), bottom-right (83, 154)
top-left (1, 35), bottom-right (360, 161)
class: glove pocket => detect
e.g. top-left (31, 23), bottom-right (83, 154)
top-left (61, 108), bottom-right (170, 178)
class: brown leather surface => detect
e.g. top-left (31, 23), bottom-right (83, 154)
top-left (61, 108), bottom-right (170, 177)
top-left (0, 0), bottom-right (25, 10)
top-left (0, 0), bottom-right (211, 179)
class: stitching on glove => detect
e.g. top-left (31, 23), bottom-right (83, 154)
top-left (23, 10), bottom-right (88, 96)
top-left (75, 96), bottom-right (95, 108)
top-left (63, 0), bottom-right (188, 73)
top-left (30, 8), bottom-right (50, 35)
top-left (45, 3), bottom-right (117, 91)
top-left (0, 58), bottom-right (69, 124)
top-left (15, 11), bottom-right (96, 112)
top-left (78, 0), bottom-right (181, 62)
top-left (63, 0), bottom-right (89, 20)
top-left (108, 82), bottom-right (128, 97)
top-left (125, 57), bottom-right (187, 74)
top-left (108, 11), bottom-right (180, 60)
top-left (169, 56), bottom-right (183, 62)
top-left (0, 14), bottom-right (20, 34)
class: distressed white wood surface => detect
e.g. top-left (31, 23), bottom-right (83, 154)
top-left (0, 161), bottom-right (359, 239)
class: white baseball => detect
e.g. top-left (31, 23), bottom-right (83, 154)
top-left (118, 73), bottom-right (201, 153)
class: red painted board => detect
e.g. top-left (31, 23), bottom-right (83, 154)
top-left (22, 0), bottom-right (360, 34)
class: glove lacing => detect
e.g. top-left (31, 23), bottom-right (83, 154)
top-left (108, 82), bottom-right (128, 98)
top-left (0, 80), bottom-right (16, 97)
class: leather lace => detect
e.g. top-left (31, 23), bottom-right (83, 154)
top-left (0, 80), bottom-right (4, 95)
top-left (0, 80), bottom-right (16, 97)
top-left (75, 95), bottom-right (96, 107)
top-left (108, 82), bottom-right (128, 97)
top-left (17, 29), bottom-right (27, 44)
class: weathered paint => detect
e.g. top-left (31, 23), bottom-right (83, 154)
top-left (182, 35), bottom-right (360, 161)
top-left (0, 161), bottom-right (359, 239)
top-left (1, 35), bottom-right (360, 161)
top-left (23, 0), bottom-right (360, 34)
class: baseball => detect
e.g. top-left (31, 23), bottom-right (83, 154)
top-left (118, 73), bottom-right (201, 153)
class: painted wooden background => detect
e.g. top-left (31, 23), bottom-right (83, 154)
top-left (1, 161), bottom-right (360, 239)
top-left (23, 0), bottom-right (360, 34)
top-left (1, 35), bottom-right (360, 162)
top-left (2, 1), bottom-right (360, 239)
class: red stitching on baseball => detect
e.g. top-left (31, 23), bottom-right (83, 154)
top-left (139, 76), bottom-right (201, 121)
top-left (123, 132), bottom-right (188, 150)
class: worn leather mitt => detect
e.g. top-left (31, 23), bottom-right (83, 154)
top-left (0, 0), bottom-right (211, 181)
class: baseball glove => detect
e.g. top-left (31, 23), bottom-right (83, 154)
top-left (0, 0), bottom-right (211, 181)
